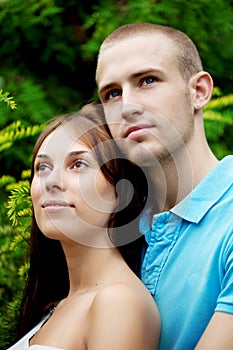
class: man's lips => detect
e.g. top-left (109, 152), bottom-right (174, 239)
top-left (124, 125), bottom-right (153, 139)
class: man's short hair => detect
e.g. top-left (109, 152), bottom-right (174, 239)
top-left (99, 22), bottom-right (203, 81)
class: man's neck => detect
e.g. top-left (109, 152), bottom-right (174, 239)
top-left (145, 146), bottom-right (218, 212)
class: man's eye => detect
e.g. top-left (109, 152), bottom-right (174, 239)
top-left (107, 90), bottom-right (121, 99)
top-left (142, 77), bottom-right (156, 85)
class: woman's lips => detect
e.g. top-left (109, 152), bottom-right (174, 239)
top-left (42, 201), bottom-right (74, 212)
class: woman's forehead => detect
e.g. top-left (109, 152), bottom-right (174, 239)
top-left (38, 125), bottom-right (91, 155)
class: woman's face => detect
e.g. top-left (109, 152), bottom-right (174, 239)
top-left (31, 125), bottom-right (117, 247)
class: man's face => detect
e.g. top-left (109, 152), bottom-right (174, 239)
top-left (97, 33), bottom-right (195, 166)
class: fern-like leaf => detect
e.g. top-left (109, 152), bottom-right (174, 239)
top-left (0, 89), bottom-right (17, 110)
top-left (7, 182), bottom-right (31, 227)
top-left (0, 121), bottom-right (45, 152)
top-left (0, 175), bottom-right (16, 188)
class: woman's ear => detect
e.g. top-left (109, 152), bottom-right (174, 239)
top-left (190, 71), bottom-right (213, 111)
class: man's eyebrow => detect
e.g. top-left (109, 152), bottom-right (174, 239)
top-left (131, 68), bottom-right (164, 79)
top-left (98, 82), bottom-right (116, 96)
top-left (98, 68), bottom-right (164, 94)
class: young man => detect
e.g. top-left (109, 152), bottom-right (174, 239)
top-left (96, 23), bottom-right (233, 350)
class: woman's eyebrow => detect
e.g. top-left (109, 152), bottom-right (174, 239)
top-left (36, 151), bottom-right (89, 159)
top-left (35, 154), bottom-right (50, 159)
top-left (67, 150), bottom-right (89, 158)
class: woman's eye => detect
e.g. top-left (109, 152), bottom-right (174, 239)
top-left (35, 163), bottom-right (49, 172)
top-left (141, 77), bottom-right (156, 85)
top-left (72, 160), bottom-right (88, 170)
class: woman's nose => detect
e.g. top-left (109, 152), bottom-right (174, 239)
top-left (46, 182), bottom-right (63, 192)
top-left (45, 170), bottom-right (64, 192)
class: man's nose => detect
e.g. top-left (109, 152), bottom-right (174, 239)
top-left (121, 89), bottom-right (144, 120)
top-left (121, 102), bottom-right (144, 121)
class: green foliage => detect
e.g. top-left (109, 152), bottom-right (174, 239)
top-left (204, 88), bottom-right (233, 158)
top-left (0, 218), bottom-right (28, 346)
top-left (0, 53), bottom-right (63, 178)
top-left (0, 74), bottom-right (57, 128)
top-left (0, 175), bottom-right (31, 349)
top-left (0, 124), bottom-right (45, 179)
top-left (0, 82), bottom-right (49, 178)
top-left (0, 293), bottom-right (23, 347)
top-left (0, 93), bottom-right (34, 348)
top-left (0, 0), bottom-right (94, 115)
top-left (0, 175), bottom-right (16, 188)
top-left (0, 0), bottom-right (63, 66)
top-left (0, 121), bottom-right (45, 153)
top-left (0, 89), bottom-right (17, 110)
top-left (7, 181), bottom-right (32, 228)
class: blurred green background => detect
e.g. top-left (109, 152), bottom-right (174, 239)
top-left (0, 0), bottom-right (232, 347)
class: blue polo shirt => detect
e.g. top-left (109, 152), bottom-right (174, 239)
top-left (140, 155), bottom-right (233, 350)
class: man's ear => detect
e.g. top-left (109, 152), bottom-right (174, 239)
top-left (190, 71), bottom-right (213, 110)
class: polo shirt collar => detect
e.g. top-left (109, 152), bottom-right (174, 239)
top-left (171, 155), bottom-right (233, 223)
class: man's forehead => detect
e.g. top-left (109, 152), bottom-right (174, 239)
top-left (98, 33), bottom-right (175, 63)
top-left (97, 34), bottom-right (176, 86)
top-left (101, 31), bottom-right (172, 49)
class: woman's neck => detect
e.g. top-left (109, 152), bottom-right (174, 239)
top-left (61, 242), bottom-right (126, 296)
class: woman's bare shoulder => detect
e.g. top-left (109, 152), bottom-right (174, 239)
top-left (86, 281), bottom-right (160, 350)
top-left (93, 280), bottom-right (157, 312)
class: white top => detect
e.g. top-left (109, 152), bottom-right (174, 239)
top-left (7, 313), bottom-right (64, 350)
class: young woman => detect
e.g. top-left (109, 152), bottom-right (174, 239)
top-left (8, 104), bottom-right (160, 350)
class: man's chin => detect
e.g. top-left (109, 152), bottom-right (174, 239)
top-left (117, 140), bottom-right (157, 167)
